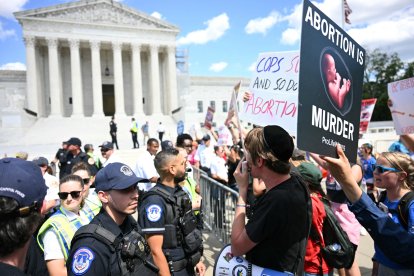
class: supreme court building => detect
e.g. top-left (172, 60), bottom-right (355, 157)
top-left (14, 0), bottom-right (179, 118)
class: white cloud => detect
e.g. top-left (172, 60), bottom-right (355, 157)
top-left (278, 0), bottom-right (414, 61)
top-left (151, 11), bottom-right (162, 20)
top-left (177, 13), bottom-right (229, 46)
top-left (348, 5), bottom-right (414, 61)
top-left (209, 62), bottom-right (228, 72)
top-left (279, 3), bottom-right (302, 45)
top-left (0, 22), bottom-right (15, 40)
top-left (0, 0), bottom-right (28, 18)
top-left (248, 62), bottom-right (256, 72)
top-left (245, 11), bottom-right (280, 35)
top-left (0, 62), bottom-right (26, 70)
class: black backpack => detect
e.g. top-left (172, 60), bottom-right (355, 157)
top-left (311, 198), bottom-right (356, 269)
top-left (378, 191), bottom-right (414, 230)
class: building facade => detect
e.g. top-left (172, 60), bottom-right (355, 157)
top-left (14, 0), bottom-right (179, 118)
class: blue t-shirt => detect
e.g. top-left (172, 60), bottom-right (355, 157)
top-left (361, 156), bottom-right (376, 183)
top-left (374, 196), bottom-right (414, 269)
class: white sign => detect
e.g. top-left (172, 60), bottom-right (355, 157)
top-left (239, 51), bottom-right (299, 136)
top-left (388, 77), bottom-right (414, 134)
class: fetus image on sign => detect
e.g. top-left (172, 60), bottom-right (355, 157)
top-left (320, 48), bottom-right (353, 116)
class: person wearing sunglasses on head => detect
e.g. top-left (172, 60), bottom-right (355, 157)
top-left (37, 174), bottom-right (92, 276)
top-left (322, 145), bottom-right (414, 270)
top-left (72, 162), bottom-right (101, 217)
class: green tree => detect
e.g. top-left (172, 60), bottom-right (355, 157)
top-left (362, 49), bottom-right (405, 121)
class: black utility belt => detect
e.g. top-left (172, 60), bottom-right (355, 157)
top-left (170, 258), bottom-right (187, 272)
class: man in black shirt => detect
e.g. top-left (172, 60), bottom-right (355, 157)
top-left (109, 116), bottom-right (119, 150)
top-left (231, 125), bottom-right (310, 274)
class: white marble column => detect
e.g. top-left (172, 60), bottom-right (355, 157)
top-left (24, 36), bottom-right (40, 116)
top-left (166, 45), bottom-right (178, 114)
top-left (131, 43), bottom-right (144, 116)
top-left (149, 44), bottom-right (161, 115)
top-left (47, 38), bottom-right (63, 117)
top-left (112, 41), bottom-right (126, 116)
top-left (69, 39), bottom-right (83, 117)
top-left (90, 40), bottom-right (104, 117)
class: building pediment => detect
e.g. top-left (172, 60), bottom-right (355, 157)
top-left (14, 0), bottom-right (179, 33)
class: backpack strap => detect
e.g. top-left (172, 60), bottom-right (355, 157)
top-left (71, 224), bottom-right (120, 253)
top-left (397, 191), bottom-right (414, 230)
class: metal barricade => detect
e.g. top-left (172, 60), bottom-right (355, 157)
top-left (193, 166), bottom-right (238, 244)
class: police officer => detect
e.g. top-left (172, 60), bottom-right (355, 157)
top-left (67, 162), bottom-right (158, 276)
top-left (139, 148), bottom-right (205, 276)
top-left (60, 137), bottom-right (98, 178)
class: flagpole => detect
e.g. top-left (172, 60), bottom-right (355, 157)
top-left (342, 0), bottom-right (345, 29)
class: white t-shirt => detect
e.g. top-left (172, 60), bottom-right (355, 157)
top-left (210, 155), bottom-right (228, 182)
top-left (134, 150), bottom-right (159, 191)
top-left (102, 152), bottom-right (122, 167)
top-left (194, 144), bottom-right (215, 168)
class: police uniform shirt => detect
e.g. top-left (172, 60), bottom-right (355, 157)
top-left (67, 209), bottom-right (136, 276)
top-left (138, 183), bottom-right (186, 261)
top-left (64, 152), bottom-right (97, 177)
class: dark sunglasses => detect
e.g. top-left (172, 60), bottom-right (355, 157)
top-left (58, 190), bottom-right (82, 200)
top-left (82, 178), bottom-right (90, 185)
top-left (371, 164), bottom-right (401, 174)
top-left (101, 148), bottom-right (109, 153)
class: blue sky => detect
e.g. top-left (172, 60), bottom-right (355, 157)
top-left (0, 0), bottom-right (413, 77)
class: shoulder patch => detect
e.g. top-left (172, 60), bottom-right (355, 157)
top-left (72, 247), bottom-right (95, 275)
top-left (146, 204), bottom-right (162, 222)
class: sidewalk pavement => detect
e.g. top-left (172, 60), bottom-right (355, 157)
top-left (202, 230), bottom-right (374, 276)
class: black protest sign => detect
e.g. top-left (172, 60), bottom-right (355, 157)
top-left (297, 0), bottom-right (365, 162)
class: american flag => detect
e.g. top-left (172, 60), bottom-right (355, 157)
top-left (344, 0), bottom-right (353, 24)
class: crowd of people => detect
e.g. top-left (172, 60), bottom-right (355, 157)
top-left (1, 113), bottom-right (414, 276)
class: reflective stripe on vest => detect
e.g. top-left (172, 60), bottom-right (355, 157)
top-left (37, 207), bottom-right (92, 260)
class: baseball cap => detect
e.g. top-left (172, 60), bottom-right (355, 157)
top-left (15, 151), bottom-right (29, 160)
top-left (32, 156), bottom-right (49, 167)
top-left (263, 125), bottom-right (294, 162)
top-left (0, 158), bottom-right (47, 208)
top-left (95, 162), bottom-right (148, 192)
top-left (99, 141), bottom-right (114, 150)
top-left (202, 134), bottom-right (211, 141)
top-left (161, 140), bottom-right (174, 151)
top-left (66, 137), bottom-right (82, 147)
top-left (297, 162), bottom-right (322, 186)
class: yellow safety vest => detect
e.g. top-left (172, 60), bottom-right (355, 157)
top-left (37, 206), bottom-right (94, 260)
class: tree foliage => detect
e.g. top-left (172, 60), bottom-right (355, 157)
top-left (362, 49), bottom-right (412, 121)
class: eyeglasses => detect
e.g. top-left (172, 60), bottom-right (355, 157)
top-left (58, 190), bottom-right (82, 200)
top-left (82, 178), bottom-right (90, 185)
top-left (371, 164), bottom-right (401, 174)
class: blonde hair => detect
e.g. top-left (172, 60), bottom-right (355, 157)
top-left (381, 152), bottom-right (414, 190)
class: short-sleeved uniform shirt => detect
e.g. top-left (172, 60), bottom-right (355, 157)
top-left (67, 209), bottom-right (136, 276)
top-left (139, 183), bottom-right (186, 262)
top-left (245, 176), bottom-right (308, 273)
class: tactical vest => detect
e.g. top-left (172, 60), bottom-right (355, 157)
top-left (142, 186), bottom-right (203, 269)
top-left (71, 224), bottom-right (158, 276)
top-left (37, 207), bottom-right (94, 260)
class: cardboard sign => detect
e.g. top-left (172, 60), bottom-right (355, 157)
top-left (204, 106), bottom-right (215, 130)
top-left (359, 98), bottom-right (376, 134)
top-left (297, 0), bottom-right (365, 162)
top-left (388, 77), bottom-right (414, 134)
top-left (239, 51), bottom-right (300, 136)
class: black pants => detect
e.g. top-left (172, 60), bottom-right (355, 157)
top-left (110, 132), bottom-right (119, 149)
top-left (158, 132), bottom-right (165, 142)
top-left (132, 132), bottom-right (139, 148)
